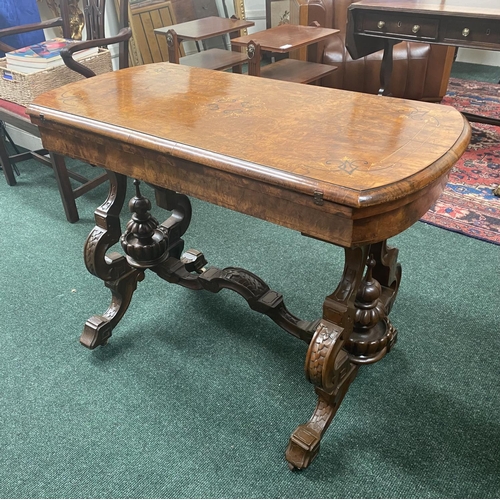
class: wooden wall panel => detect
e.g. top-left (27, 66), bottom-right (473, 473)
top-left (115, 0), bottom-right (176, 65)
top-left (115, 0), bottom-right (233, 64)
top-left (130, 1), bottom-right (176, 63)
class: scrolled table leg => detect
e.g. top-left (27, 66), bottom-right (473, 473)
top-left (285, 321), bottom-right (357, 470)
top-left (286, 242), bottom-right (401, 469)
top-left (80, 267), bottom-right (145, 349)
top-left (83, 171), bottom-right (130, 282)
top-left (82, 177), bottom-right (195, 349)
top-left (285, 246), bottom-right (368, 469)
top-left (81, 171), bottom-right (139, 349)
top-left (370, 240), bottom-right (402, 316)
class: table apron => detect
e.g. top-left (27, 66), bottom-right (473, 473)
top-left (37, 124), bottom-right (448, 247)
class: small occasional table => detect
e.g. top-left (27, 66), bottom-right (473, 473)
top-left (155, 16), bottom-right (254, 72)
top-left (28, 63), bottom-right (470, 470)
top-left (231, 23), bottom-right (339, 83)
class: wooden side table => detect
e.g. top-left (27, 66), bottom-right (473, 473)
top-left (231, 23), bottom-right (339, 83)
top-left (155, 16), bottom-right (254, 72)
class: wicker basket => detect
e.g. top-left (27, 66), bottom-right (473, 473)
top-left (0, 48), bottom-right (112, 107)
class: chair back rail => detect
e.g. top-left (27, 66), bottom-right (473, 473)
top-left (62, 0), bottom-right (131, 75)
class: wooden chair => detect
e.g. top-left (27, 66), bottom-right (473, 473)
top-left (0, 0), bottom-right (131, 223)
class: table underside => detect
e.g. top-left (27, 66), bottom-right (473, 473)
top-left (80, 168), bottom-right (402, 470)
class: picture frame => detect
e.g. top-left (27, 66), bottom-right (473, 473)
top-left (266, 0), bottom-right (306, 29)
top-left (232, 0), bottom-right (246, 22)
top-left (266, 0), bottom-right (290, 29)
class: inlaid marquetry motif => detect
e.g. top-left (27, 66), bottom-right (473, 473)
top-left (207, 97), bottom-right (257, 116)
top-left (406, 109), bottom-right (440, 127)
top-left (327, 156), bottom-right (369, 175)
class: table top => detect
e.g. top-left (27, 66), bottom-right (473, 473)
top-left (154, 16), bottom-right (254, 40)
top-left (231, 24), bottom-right (339, 52)
top-left (349, 0), bottom-right (500, 18)
top-left (27, 63), bottom-right (469, 210)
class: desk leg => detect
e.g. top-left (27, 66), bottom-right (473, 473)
top-left (379, 39), bottom-right (397, 96)
top-left (285, 242), bottom-right (400, 470)
top-left (247, 41), bottom-right (261, 77)
top-left (166, 30), bottom-right (180, 64)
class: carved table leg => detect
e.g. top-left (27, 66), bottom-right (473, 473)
top-left (81, 177), bottom-right (193, 349)
top-left (81, 171), bottom-right (139, 348)
top-left (81, 267), bottom-right (144, 349)
top-left (285, 242), bottom-right (401, 469)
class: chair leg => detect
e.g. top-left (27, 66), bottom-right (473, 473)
top-left (50, 152), bottom-right (79, 223)
top-left (0, 133), bottom-right (17, 186)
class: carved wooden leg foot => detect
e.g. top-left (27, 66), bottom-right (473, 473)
top-left (285, 321), bottom-right (358, 470)
top-left (83, 178), bottom-right (194, 349)
top-left (285, 379), bottom-right (357, 470)
top-left (80, 267), bottom-right (145, 349)
top-left (285, 243), bottom-right (402, 469)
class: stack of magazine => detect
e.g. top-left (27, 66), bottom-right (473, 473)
top-left (5, 38), bottom-right (99, 74)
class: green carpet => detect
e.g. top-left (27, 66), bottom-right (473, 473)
top-left (451, 61), bottom-right (500, 82)
top-left (1, 64), bottom-right (499, 498)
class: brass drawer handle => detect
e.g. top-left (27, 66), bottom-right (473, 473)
top-left (412, 24), bottom-right (420, 34)
top-left (462, 27), bottom-right (470, 37)
top-left (377, 21), bottom-right (385, 29)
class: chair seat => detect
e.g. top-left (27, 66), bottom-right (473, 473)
top-left (0, 98), bottom-right (29, 119)
top-left (0, 95), bottom-right (108, 223)
top-left (0, 98), bottom-right (34, 136)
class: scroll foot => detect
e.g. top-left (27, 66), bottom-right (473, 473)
top-left (80, 268), bottom-right (144, 349)
top-left (285, 424), bottom-right (321, 470)
top-left (285, 320), bottom-right (358, 470)
top-left (81, 315), bottom-right (113, 349)
top-left (285, 356), bottom-right (357, 470)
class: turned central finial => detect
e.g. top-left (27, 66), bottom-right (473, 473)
top-left (128, 179), bottom-right (152, 224)
top-left (354, 255), bottom-right (384, 330)
top-left (120, 180), bottom-right (168, 268)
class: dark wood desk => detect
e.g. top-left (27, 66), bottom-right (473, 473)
top-left (27, 63), bottom-right (470, 470)
top-left (346, 0), bottom-right (500, 125)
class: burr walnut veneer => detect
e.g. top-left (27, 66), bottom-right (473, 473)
top-left (28, 63), bottom-right (470, 470)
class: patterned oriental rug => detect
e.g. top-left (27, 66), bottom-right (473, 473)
top-left (421, 77), bottom-right (500, 245)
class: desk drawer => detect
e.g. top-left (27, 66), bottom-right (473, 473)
top-left (442, 18), bottom-right (500, 47)
top-left (358, 12), bottom-right (439, 40)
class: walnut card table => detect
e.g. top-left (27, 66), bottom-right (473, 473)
top-left (28, 63), bottom-right (471, 470)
